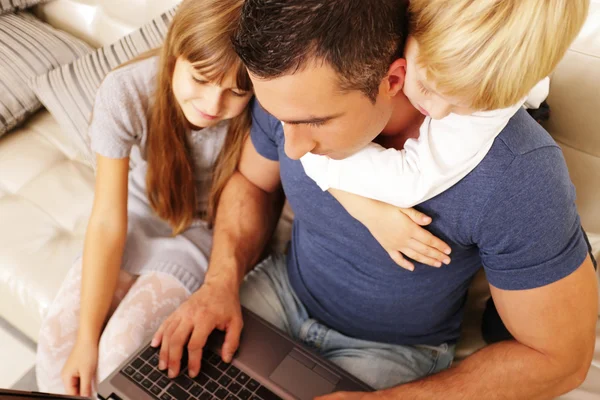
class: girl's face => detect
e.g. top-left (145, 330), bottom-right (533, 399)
top-left (172, 56), bottom-right (252, 128)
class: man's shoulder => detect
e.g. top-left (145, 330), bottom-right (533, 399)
top-left (494, 108), bottom-right (559, 157)
top-left (471, 109), bottom-right (565, 188)
top-left (469, 109), bottom-right (585, 290)
top-left (251, 98), bottom-right (282, 137)
top-left (250, 98), bottom-right (284, 161)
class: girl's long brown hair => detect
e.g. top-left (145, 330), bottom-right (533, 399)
top-left (145, 0), bottom-right (252, 234)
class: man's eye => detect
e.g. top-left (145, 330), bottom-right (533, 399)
top-left (308, 121), bottom-right (326, 128)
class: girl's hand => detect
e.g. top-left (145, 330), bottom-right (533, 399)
top-left (61, 337), bottom-right (99, 397)
top-left (329, 189), bottom-right (451, 271)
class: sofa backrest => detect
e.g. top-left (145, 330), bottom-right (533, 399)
top-left (34, 0), bottom-right (180, 48)
top-left (543, 0), bottom-right (600, 238)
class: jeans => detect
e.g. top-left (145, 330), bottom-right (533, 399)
top-left (239, 254), bottom-right (455, 390)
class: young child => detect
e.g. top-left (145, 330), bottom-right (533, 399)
top-left (301, 78), bottom-right (548, 208)
top-left (300, 0), bottom-right (588, 266)
top-left (35, 0), bottom-right (253, 396)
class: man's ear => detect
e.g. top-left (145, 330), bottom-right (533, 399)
top-left (384, 58), bottom-right (407, 97)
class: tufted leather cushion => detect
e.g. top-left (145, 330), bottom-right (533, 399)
top-left (0, 111), bottom-right (94, 341)
top-left (0, 12), bottom-right (92, 136)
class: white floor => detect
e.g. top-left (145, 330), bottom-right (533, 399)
top-left (0, 324), bottom-right (36, 389)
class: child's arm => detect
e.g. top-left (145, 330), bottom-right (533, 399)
top-left (329, 188), bottom-right (452, 270)
top-left (301, 102), bottom-right (522, 208)
top-left (301, 104), bottom-right (521, 269)
top-left (77, 155), bottom-right (130, 344)
top-left (62, 68), bottom-right (141, 396)
top-left (61, 154), bottom-right (129, 396)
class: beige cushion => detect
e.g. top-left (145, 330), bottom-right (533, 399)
top-left (29, 7), bottom-right (177, 166)
top-left (0, 12), bottom-right (92, 136)
top-left (0, 0), bottom-right (49, 15)
top-left (34, 0), bottom-right (181, 48)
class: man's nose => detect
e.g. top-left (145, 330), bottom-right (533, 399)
top-left (283, 125), bottom-right (316, 160)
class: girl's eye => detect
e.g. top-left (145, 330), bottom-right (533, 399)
top-left (230, 90), bottom-right (248, 97)
top-left (417, 81), bottom-right (431, 96)
top-left (193, 76), bottom-right (208, 84)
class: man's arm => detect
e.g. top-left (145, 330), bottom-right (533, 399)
top-left (207, 136), bottom-right (284, 290)
top-left (154, 136), bottom-right (284, 377)
top-left (352, 256), bottom-right (597, 400)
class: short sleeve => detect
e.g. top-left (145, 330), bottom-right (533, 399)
top-left (474, 146), bottom-right (588, 290)
top-left (89, 70), bottom-right (145, 159)
top-left (249, 98), bottom-right (281, 161)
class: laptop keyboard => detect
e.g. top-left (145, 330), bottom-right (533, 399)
top-left (121, 344), bottom-right (283, 400)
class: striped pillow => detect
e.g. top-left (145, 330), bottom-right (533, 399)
top-left (0, 12), bottom-right (92, 137)
top-left (0, 0), bottom-right (49, 15)
top-left (29, 8), bottom-right (177, 164)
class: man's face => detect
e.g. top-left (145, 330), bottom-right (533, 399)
top-left (250, 62), bottom-right (395, 160)
top-left (403, 37), bottom-right (477, 120)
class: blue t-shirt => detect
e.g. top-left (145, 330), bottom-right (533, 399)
top-left (250, 99), bottom-right (588, 346)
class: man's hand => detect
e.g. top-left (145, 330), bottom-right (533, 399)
top-left (151, 276), bottom-right (243, 378)
top-left (151, 136), bottom-right (283, 379)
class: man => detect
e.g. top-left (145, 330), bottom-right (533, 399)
top-left (154, 1), bottom-right (597, 398)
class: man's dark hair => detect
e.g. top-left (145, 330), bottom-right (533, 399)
top-left (232, 0), bottom-right (409, 103)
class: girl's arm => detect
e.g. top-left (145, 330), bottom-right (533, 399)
top-left (77, 154), bottom-right (130, 344)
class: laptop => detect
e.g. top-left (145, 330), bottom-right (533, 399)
top-left (98, 307), bottom-right (372, 400)
top-left (0, 389), bottom-right (87, 399)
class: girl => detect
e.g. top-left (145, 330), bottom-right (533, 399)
top-left (35, 0), bottom-right (252, 396)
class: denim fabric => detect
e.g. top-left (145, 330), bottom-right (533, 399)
top-left (240, 254), bottom-right (455, 390)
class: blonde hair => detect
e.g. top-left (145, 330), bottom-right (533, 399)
top-left (143, 0), bottom-right (251, 234)
top-left (409, 0), bottom-right (589, 110)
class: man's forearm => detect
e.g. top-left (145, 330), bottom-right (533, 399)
top-left (377, 340), bottom-right (587, 400)
top-left (207, 171), bottom-right (283, 288)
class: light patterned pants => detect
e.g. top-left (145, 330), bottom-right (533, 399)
top-left (36, 258), bottom-right (190, 394)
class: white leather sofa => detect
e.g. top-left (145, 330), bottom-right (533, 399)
top-left (0, 0), bottom-right (598, 398)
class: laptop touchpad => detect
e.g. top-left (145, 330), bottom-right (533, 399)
top-left (269, 356), bottom-right (335, 400)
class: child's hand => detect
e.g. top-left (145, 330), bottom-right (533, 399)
top-left (61, 337), bottom-right (99, 397)
top-left (371, 205), bottom-right (451, 271)
top-left (329, 189), bottom-right (451, 271)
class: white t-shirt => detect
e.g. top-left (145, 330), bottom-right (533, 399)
top-left (300, 77), bottom-right (550, 208)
